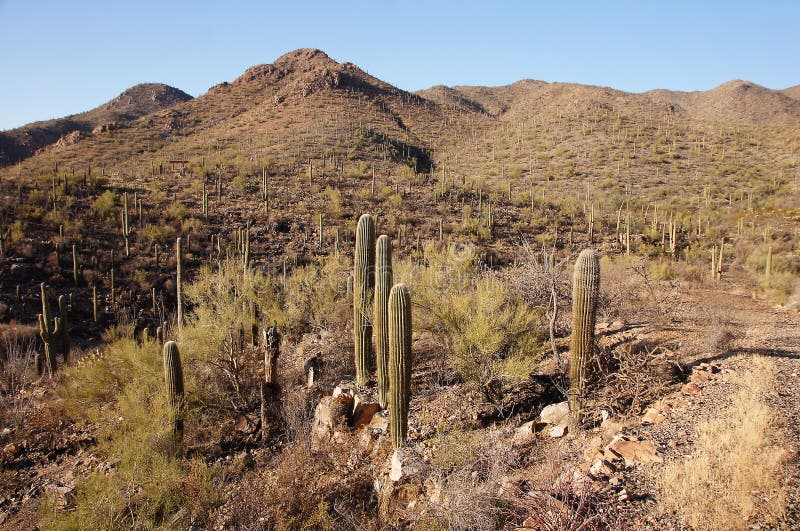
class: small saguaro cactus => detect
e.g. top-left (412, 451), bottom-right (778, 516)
top-left (72, 244), bottom-right (79, 286)
top-left (354, 214), bottom-right (376, 386)
top-left (122, 192), bottom-right (131, 256)
top-left (388, 284), bottom-right (412, 449)
top-left (162, 341), bottom-right (185, 457)
top-left (92, 285), bottom-right (98, 323)
top-left (568, 249), bottom-right (600, 427)
top-left (57, 294), bottom-right (70, 362)
top-left (374, 235), bottom-right (393, 409)
top-left (37, 283), bottom-right (59, 376)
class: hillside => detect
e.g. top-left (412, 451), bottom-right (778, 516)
top-left (0, 83), bottom-right (192, 167)
top-left (645, 80), bottom-right (800, 126)
top-left (0, 48), bottom-right (797, 530)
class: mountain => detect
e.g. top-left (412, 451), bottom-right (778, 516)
top-left (782, 84), bottom-right (800, 101)
top-left (0, 83), bottom-right (192, 166)
top-left (645, 80), bottom-right (800, 126)
top-left (2, 49), bottom-right (799, 175)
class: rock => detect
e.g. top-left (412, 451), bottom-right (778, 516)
top-left (351, 398), bottom-right (381, 429)
top-left (390, 447), bottom-right (429, 482)
top-left (332, 382), bottom-right (355, 400)
top-left (600, 418), bottom-right (625, 436)
top-left (605, 436), bottom-right (662, 465)
top-left (2, 444), bottom-right (17, 456)
top-left (513, 420), bottom-right (538, 446)
top-left (617, 488), bottom-right (630, 501)
top-left (310, 392), bottom-right (355, 449)
top-left (234, 414), bottom-right (257, 433)
top-left (44, 484), bottom-right (75, 509)
top-left (540, 401), bottom-right (569, 425)
top-left (681, 382), bottom-right (702, 395)
top-left (548, 424), bottom-right (567, 438)
top-left (589, 459), bottom-right (615, 478)
top-left (642, 408), bottom-right (665, 424)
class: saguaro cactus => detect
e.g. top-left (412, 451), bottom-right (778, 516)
top-left (176, 237), bottom-right (183, 330)
top-left (374, 235), bottom-right (392, 409)
top-left (163, 341), bottom-right (184, 456)
top-left (568, 249), bottom-right (600, 426)
top-left (122, 192), bottom-right (131, 256)
top-left (72, 244), bottom-right (79, 285)
top-left (57, 294), bottom-right (70, 362)
top-left (354, 214), bottom-right (376, 386)
top-left (37, 283), bottom-right (59, 376)
top-left (388, 283), bottom-right (412, 449)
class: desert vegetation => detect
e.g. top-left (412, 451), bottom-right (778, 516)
top-left (0, 48), bottom-right (797, 529)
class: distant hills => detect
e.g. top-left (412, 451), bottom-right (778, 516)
top-left (0, 83), bottom-right (192, 166)
top-left (1, 48), bottom-right (797, 168)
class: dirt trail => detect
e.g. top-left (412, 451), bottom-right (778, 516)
top-left (625, 289), bottom-right (800, 529)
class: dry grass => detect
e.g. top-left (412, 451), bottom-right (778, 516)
top-left (659, 356), bottom-right (788, 529)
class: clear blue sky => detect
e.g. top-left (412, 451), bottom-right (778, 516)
top-left (1, 1), bottom-right (798, 131)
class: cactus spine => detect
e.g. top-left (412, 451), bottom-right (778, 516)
top-left (374, 235), bottom-right (392, 409)
top-left (163, 341), bottom-right (184, 456)
top-left (568, 249), bottom-right (600, 426)
top-left (354, 214), bottom-right (376, 386)
top-left (388, 283), bottom-right (412, 449)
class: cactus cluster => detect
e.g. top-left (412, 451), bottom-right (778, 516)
top-left (351, 216), bottom-right (412, 447)
top-left (568, 249), bottom-right (600, 426)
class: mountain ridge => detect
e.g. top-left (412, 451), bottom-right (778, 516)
top-left (2, 49), bottom-right (799, 169)
top-left (0, 83), bottom-right (192, 166)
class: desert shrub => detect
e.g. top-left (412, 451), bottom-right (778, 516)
top-left (91, 190), bottom-right (117, 219)
top-left (323, 186), bottom-right (344, 218)
top-left (223, 440), bottom-right (376, 529)
top-left (167, 201), bottom-right (189, 221)
top-left (142, 223), bottom-right (177, 247)
top-left (283, 254), bottom-right (351, 333)
top-left (53, 336), bottom-right (220, 529)
top-left (182, 258), bottom-right (284, 364)
top-left (398, 243), bottom-right (544, 396)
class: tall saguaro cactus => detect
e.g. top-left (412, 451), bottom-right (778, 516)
top-left (163, 341), bottom-right (185, 457)
top-left (568, 249), bottom-right (600, 426)
top-left (354, 214), bottom-right (376, 386)
top-left (374, 235), bottom-right (392, 409)
top-left (388, 283), bottom-right (412, 449)
top-left (176, 237), bottom-right (183, 330)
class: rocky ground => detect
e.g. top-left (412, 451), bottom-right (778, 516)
top-left (0, 283), bottom-right (798, 529)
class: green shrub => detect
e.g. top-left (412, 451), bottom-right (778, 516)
top-left (91, 190), bottom-right (117, 219)
top-left (397, 243), bottom-right (544, 396)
